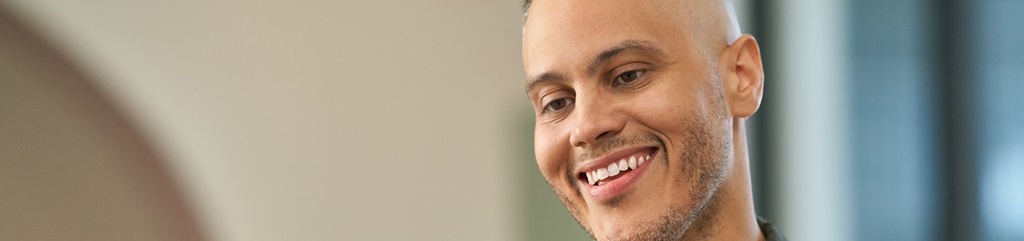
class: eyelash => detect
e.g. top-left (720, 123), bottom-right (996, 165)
top-left (542, 96), bottom-right (574, 115)
top-left (612, 69), bottom-right (647, 87)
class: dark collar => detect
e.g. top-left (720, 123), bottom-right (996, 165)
top-left (757, 217), bottom-right (787, 241)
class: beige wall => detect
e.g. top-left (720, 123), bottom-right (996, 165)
top-left (0, 10), bottom-right (204, 240)
top-left (1, 1), bottom-right (530, 240)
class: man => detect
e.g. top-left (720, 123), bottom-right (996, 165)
top-left (521, 0), bottom-right (784, 240)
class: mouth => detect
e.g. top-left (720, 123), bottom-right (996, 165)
top-left (576, 147), bottom-right (659, 201)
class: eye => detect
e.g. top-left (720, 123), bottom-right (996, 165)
top-left (613, 69), bottom-right (646, 86)
top-left (543, 97), bottom-right (574, 113)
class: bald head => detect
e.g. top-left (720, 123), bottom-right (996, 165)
top-left (523, 0), bottom-right (741, 45)
top-left (522, 0), bottom-right (744, 76)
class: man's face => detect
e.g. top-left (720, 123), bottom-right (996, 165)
top-left (523, 0), bottom-right (734, 240)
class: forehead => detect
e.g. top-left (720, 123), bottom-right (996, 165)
top-left (522, 0), bottom-right (691, 75)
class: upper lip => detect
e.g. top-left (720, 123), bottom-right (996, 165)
top-left (574, 146), bottom-right (658, 176)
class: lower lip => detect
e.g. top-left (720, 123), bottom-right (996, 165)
top-left (583, 151), bottom-right (657, 202)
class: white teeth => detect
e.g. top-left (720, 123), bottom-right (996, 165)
top-left (608, 163), bottom-right (620, 177)
top-left (597, 168), bottom-right (609, 180)
top-left (587, 153), bottom-right (655, 186)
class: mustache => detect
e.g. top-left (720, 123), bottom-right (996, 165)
top-left (574, 132), bottom-right (661, 165)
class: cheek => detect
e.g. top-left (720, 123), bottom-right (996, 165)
top-left (639, 69), bottom-right (723, 129)
top-left (636, 85), bottom-right (693, 131)
top-left (534, 125), bottom-right (570, 184)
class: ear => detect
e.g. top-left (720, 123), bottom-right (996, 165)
top-left (720, 34), bottom-right (764, 119)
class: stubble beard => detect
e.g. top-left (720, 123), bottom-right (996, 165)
top-left (550, 115), bottom-right (731, 241)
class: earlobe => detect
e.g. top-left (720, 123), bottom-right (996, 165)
top-left (724, 35), bottom-right (764, 118)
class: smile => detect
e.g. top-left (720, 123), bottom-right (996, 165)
top-left (577, 147), bottom-right (659, 201)
top-left (586, 153), bottom-right (651, 186)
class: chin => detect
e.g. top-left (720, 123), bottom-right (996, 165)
top-left (583, 211), bottom-right (648, 240)
top-left (579, 201), bottom-right (696, 241)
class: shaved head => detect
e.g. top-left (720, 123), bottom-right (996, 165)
top-left (524, 0), bottom-right (741, 46)
top-left (522, 0), bottom-right (745, 95)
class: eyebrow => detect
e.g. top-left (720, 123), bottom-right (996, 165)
top-left (525, 39), bottom-right (661, 93)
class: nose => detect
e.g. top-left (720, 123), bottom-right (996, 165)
top-left (568, 95), bottom-right (626, 148)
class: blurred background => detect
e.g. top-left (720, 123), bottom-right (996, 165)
top-left (0, 0), bottom-right (1020, 240)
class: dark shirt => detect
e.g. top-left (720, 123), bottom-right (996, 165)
top-left (757, 217), bottom-right (786, 241)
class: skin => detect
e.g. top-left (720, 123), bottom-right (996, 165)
top-left (522, 0), bottom-right (766, 240)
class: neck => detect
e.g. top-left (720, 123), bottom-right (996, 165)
top-left (678, 118), bottom-right (764, 241)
